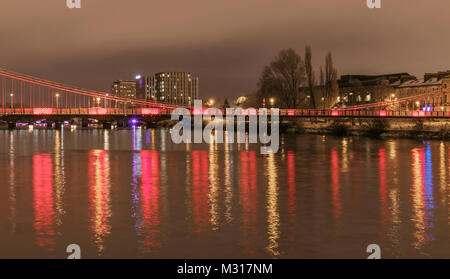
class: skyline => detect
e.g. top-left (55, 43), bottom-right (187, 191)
top-left (1, 1), bottom-right (450, 99)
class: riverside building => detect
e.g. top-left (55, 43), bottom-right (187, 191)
top-left (337, 71), bottom-right (450, 111)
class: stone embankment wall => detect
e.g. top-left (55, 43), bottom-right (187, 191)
top-left (290, 118), bottom-right (450, 139)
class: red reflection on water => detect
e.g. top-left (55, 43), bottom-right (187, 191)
top-left (286, 150), bottom-right (297, 247)
top-left (331, 148), bottom-right (341, 219)
top-left (140, 150), bottom-right (161, 251)
top-left (287, 150), bottom-right (297, 219)
top-left (411, 147), bottom-right (425, 248)
top-left (191, 150), bottom-right (210, 232)
top-left (379, 148), bottom-right (388, 223)
top-left (240, 151), bottom-right (258, 255)
top-left (33, 153), bottom-right (55, 249)
top-left (287, 150), bottom-right (296, 221)
top-left (88, 150), bottom-right (111, 255)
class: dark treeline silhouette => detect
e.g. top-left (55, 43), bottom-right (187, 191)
top-left (257, 47), bottom-right (338, 109)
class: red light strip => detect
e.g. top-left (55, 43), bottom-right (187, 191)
top-left (141, 108), bottom-right (161, 115)
top-left (33, 108), bottom-right (55, 115)
top-left (89, 108), bottom-right (108, 115)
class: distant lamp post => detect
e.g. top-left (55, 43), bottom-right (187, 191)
top-left (55, 93), bottom-right (60, 108)
top-left (208, 99), bottom-right (215, 107)
top-left (135, 74), bottom-right (142, 80)
top-left (390, 94), bottom-right (396, 110)
top-left (10, 93), bottom-right (14, 109)
top-left (96, 97), bottom-right (101, 107)
top-left (391, 94), bottom-right (396, 102)
top-left (270, 98), bottom-right (275, 108)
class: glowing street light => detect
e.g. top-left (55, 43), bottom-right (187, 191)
top-left (270, 98), bottom-right (275, 107)
top-left (96, 97), bottom-right (101, 107)
top-left (55, 93), bottom-right (60, 108)
top-left (135, 74), bottom-right (142, 80)
top-left (10, 92), bottom-right (14, 109)
top-left (208, 99), bottom-right (215, 107)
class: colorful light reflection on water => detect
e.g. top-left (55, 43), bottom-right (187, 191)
top-left (0, 130), bottom-right (448, 258)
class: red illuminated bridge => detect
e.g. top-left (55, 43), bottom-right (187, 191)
top-left (1, 66), bottom-right (450, 129)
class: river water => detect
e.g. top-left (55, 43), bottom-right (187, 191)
top-left (0, 128), bottom-right (448, 258)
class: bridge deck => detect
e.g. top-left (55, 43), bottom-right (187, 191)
top-left (0, 108), bottom-right (449, 118)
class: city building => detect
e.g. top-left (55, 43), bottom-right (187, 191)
top-left (395, 71), bottom-right (450, 111)
top-left (136, 72), bottom-right (199, 106)
top-left (111, 80), bottom-right (137, 99)
top-left (337, 71), bottom-right (450, 111)
top-left (337, 73), bottom-right (416, 106)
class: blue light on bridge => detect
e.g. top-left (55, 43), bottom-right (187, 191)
top-left (130, 118), bottom-right (139, 126)
top-left (422, 106), bottom-right (433, 112)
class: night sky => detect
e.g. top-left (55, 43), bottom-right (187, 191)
top-left (1, 0), bottom-right (449, 99)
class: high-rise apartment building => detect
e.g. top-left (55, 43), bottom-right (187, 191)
top-left (111, 80), bottom-right (137, 98)
top-left (136, 72), bottom-right (199, 106)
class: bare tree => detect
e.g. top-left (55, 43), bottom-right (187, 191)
top-left (304, 46), bottom-right (316, 109)
top-left (222, 98), bottom-right (230, 108)
top-left (320, 67), bottom-right (324, 87)
top-left (257, 49), bottom-right (306, 108)
top-left (324, 52), bottom-right (339, 108)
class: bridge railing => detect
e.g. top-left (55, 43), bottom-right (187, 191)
top-left (279, 109), bottom-right (450, 118)
top-left (0, 107), bottom-right (172, 116)
top-left (1, 107), bottom-right (450, 118)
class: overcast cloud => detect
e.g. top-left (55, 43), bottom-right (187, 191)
top-left (0, 0), bottom-right (449, 99)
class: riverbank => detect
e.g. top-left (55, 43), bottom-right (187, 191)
top-left (4, 118), bottom-right (450, 140)
top-left (289, 118), bottom-right (450, 140)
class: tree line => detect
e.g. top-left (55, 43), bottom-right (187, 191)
top-left (257, 47), bottom-right (339, 109)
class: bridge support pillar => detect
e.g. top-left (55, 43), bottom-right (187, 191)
top-left (103, 122), bottom-right (112, 129)
top-left (145, 121), bottom-right (156, 129)
top-left (7, 122), bottom-right (16, 130)
top-left (81, 118), bottom-right (89, 128)
top-left (117, 120), bottom-right (126, 128)
top-left (55, 122), bottom-right (63, 129)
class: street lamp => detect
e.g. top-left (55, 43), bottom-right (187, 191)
top-left (270, 98), bottom-right (275, 108)
top-left (10, 93), bottom-right (14, 109)
top-left (96, 97), bottom-right (101, 108)
top-left (391, 94), bottom-right (396, 102)
top-left (208, 99), bottom-right (215, 107)
top-left (55, 93), bottom-right (60, 108)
